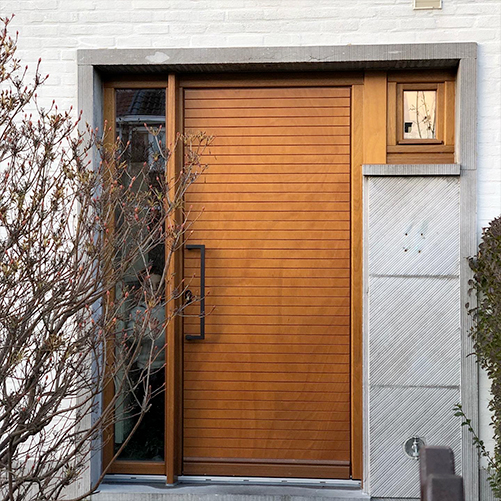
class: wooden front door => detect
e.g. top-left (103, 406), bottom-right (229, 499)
top-left (182, 85), bottom-right (352, 479)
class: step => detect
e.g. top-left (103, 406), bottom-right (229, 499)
top-left (91, 481), bottom-right (370, 501)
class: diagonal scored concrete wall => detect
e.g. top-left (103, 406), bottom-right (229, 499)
top-left (366, 173), bottom-right (461, 498)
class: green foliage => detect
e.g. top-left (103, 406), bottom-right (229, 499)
top-left (454, 403), bottom-right (501, 496)
top-left (463, 216), bottom-right (501, 497)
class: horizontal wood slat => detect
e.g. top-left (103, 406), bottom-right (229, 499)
top-left (183, 334), bottom-right (350, 344)
top-left (188, 183), bottom-right (350, 194)
top-left (190, 211), bottom-right (350, 221)
top-left (184, 306), bottom-right (350, 319)
top-left (183, 449), bottom-right (350, 461)
top-left (187, 193), bottom-right (350, 203)
top-left (184, 261), bottom-right (351, 271)
top-left (184, 268), bottom-right (351, 280)
top-left (185, 116), bottom-right (350, 127)
top-left (187, 220), bottom-right (350, 230)
top-left (184, 126), bottom-right (351, 137)
top-left (183, 86), bottom-right (351, 478)
top-left (184, 391), bottom-right (351, 403)
top-left (186, 165), bottom-right (351, 175)
top-left (205, 135), bottom-right (350, 146)
top-left (183, 382), bottom-right (350, 394)
top-left (185, 107), bottom-right (350, 118)
top-left (185, 246), bottom-right (350, 256)
top-left (182, 295), bottom-right (350, 307)
top-left (185, 96), bottom-right (350, 108)
top-left (185, 88), bottom-right (351, 99)
top-left (184, 325), bottom-right (350, 335)
top-left (184, 316), bottom-right (350, 327)
top-left (184, 353), bottom-right (350, 363)
top-left (184, 428), bottom-right (349, 441)
top-left (184, 362), bottom-right (350, 374)
top-left (183, 400), bottom-right (351, 412)
top-left (184, 342), bottom-right (349, 353)
top-left (184, 371), bottom-right (350, 382)
top-left (197, 157), bottom-right (350, 165)
top-left (184, 438), bottom-right (350, 450)
top-left (184, 277), bottom-right (350, 288)
top-left (182, 460), bottom-right (350, 479)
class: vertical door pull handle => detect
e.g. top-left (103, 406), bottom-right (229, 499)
top-left (185, 244), bottom-right (205, 340)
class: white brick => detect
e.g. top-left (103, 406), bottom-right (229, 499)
top-left (32, 1), bottom-right (58, 10)
top-left (436, 16), bottom-right (476, 28)
top-left (226, 9), bottom-right (266, 21)
top-left (133, 24), bottom-right (172, 35)
top-left (115, 36), bottom-right (153, 47)
top-left (263, 33), bottom-right (302, 45)
top-left (152, 36), bottom-right (191, 48)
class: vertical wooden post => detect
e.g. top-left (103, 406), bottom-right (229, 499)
top-left (444, 80), bottom-right (455, 148)
top-left (102, 86), bottom-right (116, 471)
top-left (356, 72), bottom-right (387, 482)
top-left (363, 72), bottom-right (387, 164)
top-left (166, 74), bottom-right (180, 484)
top-left (351, 83), bottom-right (364, 481)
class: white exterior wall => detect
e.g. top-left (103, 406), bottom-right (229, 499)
top-left (4, 0), bottom-right (501, 491)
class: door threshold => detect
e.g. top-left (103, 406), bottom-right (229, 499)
top-left (178, 476), bottom-right (361, 489)
top-left (103, 474), bottom-right (361, 489)
top-left (104, 474), bottom-right (167, 484)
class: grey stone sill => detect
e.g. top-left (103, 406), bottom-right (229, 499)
top-left (91, 482), bottom-right (370, 500)
top-left (363, 164), bottom-right (461, 176)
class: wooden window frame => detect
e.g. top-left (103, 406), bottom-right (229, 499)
top-left (387, 70), bottom-right (455, 163)
top-left (102, 80), bottom-right (173, 477)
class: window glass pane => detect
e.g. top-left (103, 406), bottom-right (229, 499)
top-left (403, 90), bottom-right (437, 140)
top-left (114, 88), bottom-right (166, 462)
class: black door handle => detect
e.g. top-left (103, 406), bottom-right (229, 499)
top-left (185, 244), bottom-right (205, 340)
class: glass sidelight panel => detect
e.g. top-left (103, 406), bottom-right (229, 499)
top-left (113, 89), bottom-right (166, 462)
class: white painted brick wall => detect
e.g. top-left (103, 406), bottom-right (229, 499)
top-left (3, 0), bottom-right (501, 471)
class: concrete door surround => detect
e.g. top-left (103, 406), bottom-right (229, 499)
top-left (77, 43), bottom-right (478, 500)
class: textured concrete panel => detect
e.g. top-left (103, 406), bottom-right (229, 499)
top-left (369, 387), bottom-right (461, 499)
top-left (369, 276), bottom-right (460, 387)
top-left (368, 177), bottom-right (460, 276)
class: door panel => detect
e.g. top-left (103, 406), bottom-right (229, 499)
top-left (182, 86), bottom-right (351, 479)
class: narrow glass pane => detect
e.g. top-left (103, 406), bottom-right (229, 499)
top-left (114, 88), bottom-right (166, 462)
top-left (403, 90), bottom-right (437, 140)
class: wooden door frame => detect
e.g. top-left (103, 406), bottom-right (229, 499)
top-left (102, 79), bottom-right (170, 476)
top-left (100, 72), bottom-right (364, 483)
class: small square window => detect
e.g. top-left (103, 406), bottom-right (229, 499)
top-left (403, 89), bottom-right (437, 140)
top-left (396, 82), bottom-right (444, 145)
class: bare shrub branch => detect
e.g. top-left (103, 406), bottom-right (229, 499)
top-left (0, 15), bottom-right (211, 501)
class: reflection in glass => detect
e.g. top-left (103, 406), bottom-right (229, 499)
top-left (403, 90), bottom-right (437, 140)
top-left (114, 89), bottom-right (166, 462)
